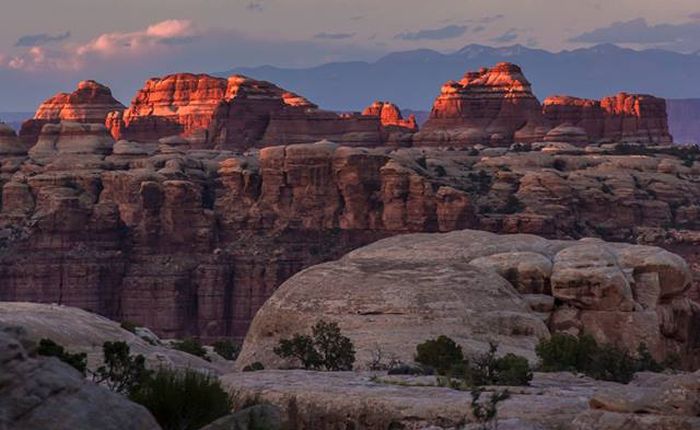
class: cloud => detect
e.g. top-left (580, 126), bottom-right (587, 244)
top-left (396, 25), bottom-right (468, 41)
top-left (15, 31), bottom-right (71, 47)
top-left (246, 2), bottom-right (264, 12)
top-left (570, 18), bottom-right (700, 45)
top-left (491, 29), bottom-right (519, 43)
top-left (314, 32), bottom-right (355, 40)
top-left (472, 25), bottom-right (486, 33)
top-left (478, 15), bottom-right (504, 24)
top-left (689, 12), bottom-right (700, 21)
top-left (75, 19), bottom-right (197, 57)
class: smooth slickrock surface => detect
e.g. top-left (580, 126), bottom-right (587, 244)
top-left (237, 229), bottom-right (697, 370)
top-left (0, 325), bottom-right (160, 430)
top-left (0, 302), bottom-right (231, 374)
top-left (220, 370), bottom-right (700, 430)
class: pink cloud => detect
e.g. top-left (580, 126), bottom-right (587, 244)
top-left (2, 19), bottom-right (196, 71)
top-left (76, 19), bottom-right (196, 57)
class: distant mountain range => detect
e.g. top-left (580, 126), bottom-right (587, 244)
top-left (220, 43), bottom-right (700, 112)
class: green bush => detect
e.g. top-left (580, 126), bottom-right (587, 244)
top-left (172, 338), bottom-right (208, 360)
top-left (416, 338), bottom-right (531, 386)
top-left (536, 334), bottom-right (669, 384)
top-left (415, 336), bottom-right (464, 375)
top-left (274, 320), bottom-right (355, 371)
top-left (212, 340), bottom-right (240, 361)
top-left (93, 341), bottom-right (150, 395)
top-left (242, 362), bottom-right (265, 372)
top-left (129, 368), bottom-right (232, 430)
top-left (460, 343), bottom-right (532, 386)
top-left (36, 338), bottom-right (87, 374)
top-left (536, 333), bottom-right (598, 372)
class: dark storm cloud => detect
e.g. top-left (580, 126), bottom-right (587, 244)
top-left (395, 25), bottom-right (467, 41)
top-left (15, 31), bottom-right (70, 47)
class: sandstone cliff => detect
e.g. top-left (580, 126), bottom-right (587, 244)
top-left (415, 63), bottom-right (550, 147)
top-left (0, 121), bottom-right (698, 343)
top-left (107, 73), bottom-right (386, 150)
top-left (19, 80), bottom-right (125, 146)
top-left (544, 93), bottom-right (672, 145)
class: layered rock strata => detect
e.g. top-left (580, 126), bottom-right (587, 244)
top-left (106, 73), bottom-right (387, 149)
top-left (0, 124), bottom-right (699, 346)
top-left (19, 80), bottom-right (124, 145)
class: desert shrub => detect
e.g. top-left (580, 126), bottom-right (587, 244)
top-left (129, 368), bottom-right (232, 430)
top-left (172, 338), bottom-right (208, 360)
top-left (36, 338), bottom-right (87, 374)
top-left (120, 320), bottom-right (138, 333)
top-left (536, 333), bottom-right (598, 372)
top-left (415, 335), bottom-right (464, 375)
top-left (458, 343), bottom-right (532, 386)
top-left (537, 334), bottom-right (670, 384)
top-left (93, 341), bottom-right (150, 394)
top-left (242, 362), bottom-right (265, 372)
top-left (470, 387), bottom-right (510, 430)
top-left (212, 340), bottom-right (240, 361)
top-left (274, 320), bottom-right (355, 371)
top-left (274, 333), bottom-right (320, 369)
top-left (586, 343), bottom-right (636, 383)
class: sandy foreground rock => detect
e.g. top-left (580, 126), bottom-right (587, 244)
top-left (0, 326), bottom-right (159, 430)
top-left (238, 229), bottom-right (696, 370)
top-left (0, 302), bottom-right (231, 374)
top-left (221, 369), bottom-right (700, 430)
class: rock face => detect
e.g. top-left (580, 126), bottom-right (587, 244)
top-left (222, 370), bottom-right (700, 430)
top-left (1, 126), bottom-right (700, 345)
top-left (0, 302), bottom-right (230, 374)
top-left (0, 325), bottom-right (159, 430)
top-left (543, 94), bottom-right (673, 145)
top-left (19, 80), bottom-right (125, 146)
top-left (362, 101), bottom-right (418, 131)
top-left (415, 63), bottom-right (550, 147)
top-left (237, 229), bottom-right (697, 369)
top-left (107, 73), bottom-right (385, 149)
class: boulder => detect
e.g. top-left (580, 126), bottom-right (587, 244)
top-left (0, 325), bottom-right (160, 430)
top-left (237, 230), bottom-right (694, 370)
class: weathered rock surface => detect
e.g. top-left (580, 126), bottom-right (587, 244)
top-left (0, 302), bottom-right (231, 373)
top-left (415, 63), bottom-right (550, 147)
top-left (1, 127), bottom-right (700, 346)
top-left (237, 230), bottom-right (697, 369)
top-left (19, 80), bottom-right (125, 146)
top-left (221, 370), bottom-right (700, 430)
top-left (543, 94), bottom-right (673, 145)
top-left (107, 73), bottom-right (385, 149)
top-left (0, 325), bottom-right (159, 430)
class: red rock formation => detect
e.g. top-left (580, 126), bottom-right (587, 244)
top-left (362, 101), bottom-right (418, 131)
top-left (20, 80), bottom-right (125, 145)
top-left (543, 93), bottom-right (672, 145)
top-left (415, 63), bottom-right (550, 147)
top-left (109, 73), bottom-right (385, 149)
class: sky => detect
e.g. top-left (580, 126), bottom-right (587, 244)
top-left (2, 0), bottom-right (700, 111)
